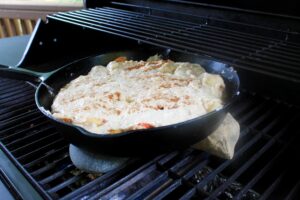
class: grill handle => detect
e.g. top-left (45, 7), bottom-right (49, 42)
top-left (0, 64), bottom-right (51, 83)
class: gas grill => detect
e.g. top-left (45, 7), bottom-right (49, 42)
top-left (0, 0), bottom-right (300, 199)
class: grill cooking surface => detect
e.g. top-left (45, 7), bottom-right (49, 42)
top-left (0, 77), bottom-right (299, 199)
top-left (48, 6), bottom-right (300, 82)
top-left (1, 3), bottom-right (300, 199)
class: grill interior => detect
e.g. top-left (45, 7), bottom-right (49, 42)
top-left (0, 77), bottom-right (299, 199)
top-left (1, 2), bottom-right (300, 199)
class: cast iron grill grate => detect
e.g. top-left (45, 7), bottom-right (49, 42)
top-left (47, 6), bottom-right (300, 82)
top-left (0, 76), bottom-right (299, 199)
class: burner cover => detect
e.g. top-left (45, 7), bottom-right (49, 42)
top-left (69, 145), bottom-right (129, 173)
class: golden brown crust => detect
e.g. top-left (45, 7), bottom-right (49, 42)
top-left (114, 56), bottom-right (127, 62)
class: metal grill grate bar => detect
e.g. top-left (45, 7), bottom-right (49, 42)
top-left (60, 159), bottom-right (144, 200)
top-left (267, 47), bottom-right (300, 59)
top-left (56, 12), bottom-right (247, 60)
top-left (10, 132), bottom-right (60, 156)
top-left (39, 164), bottom-right (75, 185)
top-left (259, 171), bottom-right (287, 200)
top-left (178, 130), bottom-right (264, 199)
top-left (47, 173), bottom-right (85, 194)
top-left (170, 154), bottom-right (208, 177)
top-left (0, 93), bottom-right (34, 109)
top-left (0, 115), bottom-right (47, 137)
top-left (237, 101), bottom-right (269, 124)
top-left (90, 8), bottom-right (265, 50)
top-left (276, 43), bottom-right (300, 53)
top-left (48, 7), bottom-right (300, 83)
top-left (17, 139), bottom-right (66, 163)
top-left (249, 52), bottom-right (300, 69)
top-left (0, 121), bottom-right (51, 143)
top-left (210, 141), bottom-right (289, 199)
top-left (0, 99), bottom-right (34, 116)
top-left (89, 156), bottom-right (165, 199)
top-left (258, 49), bottom-right (300, 63)
top-left (81, 10), bottom-right (258, 56)
top-left (247, 106), bottom-right (280, 130)
top-left (101, 9), bottom-right (268, 49)
top-left (86, 9), bottom-right (193, 30)
top-left (126, 172), bottom-right (170, 199)
top-left (284, 181), bottom-right (300, 200)
top-left (0, 90), bottom-right (34, 106)
top-left (5, 126), bottom-right (56, 149)
top-left (0, 87), bottom-right (33, 101)
top-left (103, 7), bottom-right (284, 44)
top-left (234, 149), bottom-right (288, 199)
top-left (31, 155), bottom-right (70, 177)
top-left (68, 9), bottom-right (267, 56)
top-left (24, 145), bottom-right (68, 169)
top-left (0, 103), bottom-right (36, 122)
top-left (0, 110), bottom-right (41, 126)
top-left (151, 179), bottom-right (182, 200)
top-left (0, 82), bottom-right (26, 92)
top-left (0, 84), bottom-right (30, 96)
top-left (235, 60), bottom-right (300, 79)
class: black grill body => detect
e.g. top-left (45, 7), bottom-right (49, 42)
top-left (0, 0), bottom-right (300, 199)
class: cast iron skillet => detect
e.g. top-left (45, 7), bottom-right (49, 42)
top-left (0, 49), bottom-right (239, 156)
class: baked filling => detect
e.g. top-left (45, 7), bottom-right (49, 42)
top-left (51, 55), bottom-right (225, 134)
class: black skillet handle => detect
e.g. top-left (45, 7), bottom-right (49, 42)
top-left (0, 64), bottom-right (45, 83)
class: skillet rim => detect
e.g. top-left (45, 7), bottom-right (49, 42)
top-left (35, 52), bottom-right (240, 139)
